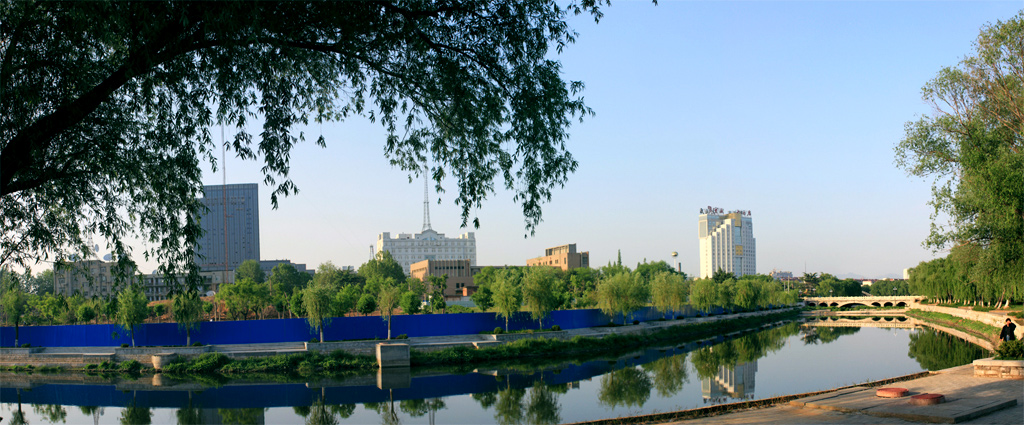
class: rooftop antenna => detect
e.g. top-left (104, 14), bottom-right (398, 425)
top-left (422, 164), bottom-right (432, 231)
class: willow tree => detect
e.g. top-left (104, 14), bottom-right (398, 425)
top-left (116, 284), bottom-right (149, 347)
top-left (650, 271), bottom-right (688, 317)
top-left (896, 13), bottom-right (1024, 307)
top-left (0, 1), bottom-right (608, 283)
top-left (171, 290), bottom-right (204, 346)
top-left (303, 281), bottom-right (335, 343)
top-left (492, 268), bottom-right (523, 332)
top-left (521, 266), bottom-right (560, 329)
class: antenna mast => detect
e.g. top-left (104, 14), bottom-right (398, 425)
top-left (422, 165), bottom-right (432, 231)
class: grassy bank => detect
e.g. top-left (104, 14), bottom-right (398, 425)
top-left (905, 309), bottom-right (999, 344)
top-left (411, 310), bottom-right (800, 369)
top-left (158, 309), bottom-right (799, 379)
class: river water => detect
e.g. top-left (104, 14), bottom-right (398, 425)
top-left (0, 319), bottom-right (989, 424)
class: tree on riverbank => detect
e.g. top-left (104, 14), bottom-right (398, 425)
top-left (596, 272), bottom-right (648, 324)
top-left (117, 284), bottom-right (149, 347)
top-left (1, 278), bottom-right (29, 346)
top-left (378, 280), bottom-right (403, 340)
top-left (522, 267), bottom-right (560, 328)
top-left (303, 281), bottom-right (335, 343)
top-left (896, 13), bottom-right (1024, 307)
top-left (650, 272), bottom-right (688, 317)
top-left (172, 290), bottom-right (204, 346)
top-left (493, 269), bottom-right (523, 332)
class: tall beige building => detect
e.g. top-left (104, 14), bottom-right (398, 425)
top-left (698, 208), bottom-right (756, 278)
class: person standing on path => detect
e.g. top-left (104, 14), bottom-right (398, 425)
top-left (999, 318), bottom-right (1017, 341)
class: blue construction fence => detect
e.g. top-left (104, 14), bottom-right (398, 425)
top-left (0, 305), bottom-right (725, 348)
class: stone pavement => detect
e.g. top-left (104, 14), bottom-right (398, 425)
top-left (668, 365), bottom-right (1023, 425)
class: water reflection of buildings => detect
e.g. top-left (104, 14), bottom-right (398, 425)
top-left (701, 361), bottom-right (757, 404)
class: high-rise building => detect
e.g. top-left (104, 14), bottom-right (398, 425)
top-left (698, 207), bottom-right (756, 278)
top-left (527, 243), bottom-right (590, 271)
top-left (194, 184), bottom-right (260, 275)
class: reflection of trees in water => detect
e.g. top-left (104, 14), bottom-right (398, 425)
top-left (80, 406), bottom-right (104, 425)
top-left (642, 352), bottom-right (690, 397)
top-left (494, 387), bottom-right (526, 425)
top-left (119, 402), bottom-right (152, 425)
top-left (476, 380), bottom-right (564, 425)
top-left (175, 392), bottom-right (200, 425)
top-left (525, 383), bottom-right (561, 425)
top-left (10, 389), bottom-right (28, 425)
top-left (471, 392), bottom-right (498, 409)
top-left (908, 328), bottom-right (989, 371)
top-left (306, 401), bottom-right (339, 425)
top-left (598, 367), bottom-right (653, 409)
top-left (800, 326), bottom-right (861, 345)
top-left (32, 404), bottom-right (66, 423)
top-left (299, 388), bottom-right (354, 425)
top-left (693, 323), bottom-right (800, 379)
top-left (216, 408), bottom-right (265, 425)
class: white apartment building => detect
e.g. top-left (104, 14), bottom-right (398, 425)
top-left (698, 207), bottom-right (756, 279)
top-left (377, 229), bottom-right (476, 275)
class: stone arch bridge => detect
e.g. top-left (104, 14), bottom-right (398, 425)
top-left (802, 296), bottom-right (925, 308)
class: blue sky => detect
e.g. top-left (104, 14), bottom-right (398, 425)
top-left (170, 1), bottom-right (1022, 279)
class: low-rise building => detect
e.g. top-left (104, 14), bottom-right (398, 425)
top-left (56, 259), bottom-right (210, 301)
top-left (526, 244), bottom-right (589, 271)
top-left (259, 259), bottom-right (314, 276)
top-left (410, 259), bottom-right (476, 299)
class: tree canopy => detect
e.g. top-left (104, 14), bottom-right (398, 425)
top-left (895, 12), bottom-right (1023, 306)
top-left (1, 0), bottom-right (607, 282)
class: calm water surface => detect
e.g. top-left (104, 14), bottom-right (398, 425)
top-left (0, 321), bottom-right (989, 424)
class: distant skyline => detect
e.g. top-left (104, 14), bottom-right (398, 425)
top-left (79, 2), bottom-right (1022, 279)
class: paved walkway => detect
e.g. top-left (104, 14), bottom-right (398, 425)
top-left (666, 365), bottom-right (1022, 425)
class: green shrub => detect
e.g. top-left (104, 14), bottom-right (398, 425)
top-left (191, 341), bottom-right (203, 346)
top-left (551, 325), bottom-right (561, 331)
top-left (20, 343), bottom-right (31, 348)
top-left (309, 338), bottom-right (319, 343)
top-left (85, 364), bottom-right (98, 370)
top-left (120, 343), bottom-right (129, 348)
top-left (493, 327), bottom-right (504, 334)
top-left (119, 360), bottom-right (142, 373)
top-left (395, 334), bottom-right (408, 339)
top-left (163, 352), bottom-right (230, 374)
top-left (995, 340), bottom-right (1024, 360)
top-left (632, 320), bottom-right (640, 325)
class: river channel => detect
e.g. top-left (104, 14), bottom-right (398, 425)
top-left (0, 318), bottom-right (990, 424)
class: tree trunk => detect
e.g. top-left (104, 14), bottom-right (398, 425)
top-left (319, 326), bottom-right (324, 343)
top-left (505, 316), bottom-right (509, 332)
top-left (387, 318), bottom-right (392, 340)
top-left (130, 327), bottom-right (136, 347)
top-left (186, 327), bottom-right (191, 346)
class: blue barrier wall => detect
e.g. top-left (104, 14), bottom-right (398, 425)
top-left (0, 305), bottom-right (709, 347)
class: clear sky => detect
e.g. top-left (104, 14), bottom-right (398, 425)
top-left (150, 1), bottom-right (1020, 279)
